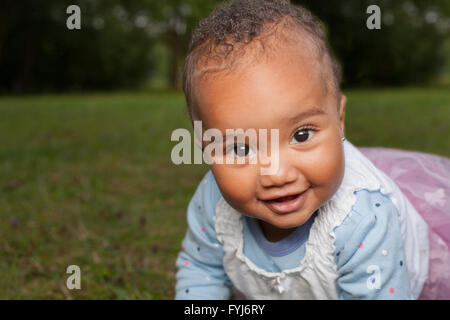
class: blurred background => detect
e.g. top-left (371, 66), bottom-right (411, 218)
top-left (0, 0), bottom-right (449, 299)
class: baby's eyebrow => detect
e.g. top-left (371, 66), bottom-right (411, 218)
top-left (289, 106), bottom-right (327, 123)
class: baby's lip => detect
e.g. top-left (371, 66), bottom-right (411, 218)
top-left (260, 188), bottom-right (309, 202)
top-left (261, 188), bottom-right (309, 214)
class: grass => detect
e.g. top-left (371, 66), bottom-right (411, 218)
top-left (0, 87), bottom-right (449, 299)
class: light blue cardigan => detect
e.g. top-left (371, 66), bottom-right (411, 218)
top-left (175, 170), bottom-right (412, 300)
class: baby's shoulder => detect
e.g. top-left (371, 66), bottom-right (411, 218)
top-left (351, 189), bottom-right (397, 219)
top-left (190, 170), bottom-right (222, 218)
top-left (333, 188), bottom-right (401, 252)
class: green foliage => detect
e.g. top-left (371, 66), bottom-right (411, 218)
top-left (0, 0), bottom-right (155, 93)
top-left (296, 0), bottom-right (450, 87)
top-left (0, 0), bottom-right (448, 92)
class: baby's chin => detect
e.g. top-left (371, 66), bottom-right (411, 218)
top-left (266, 209), bottom-right (316, 229)
top-left (240, 200), bottom-right (316, 229)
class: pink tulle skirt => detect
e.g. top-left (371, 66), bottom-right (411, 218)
top-left (359, 147), bottom-right (450, 300)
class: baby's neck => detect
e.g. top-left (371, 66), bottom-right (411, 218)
top-left (258, 220), bottom-right (297, 242)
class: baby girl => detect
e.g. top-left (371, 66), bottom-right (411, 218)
top-left (174, 0), bottom-right (450, 299)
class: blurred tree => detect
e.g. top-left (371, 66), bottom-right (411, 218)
top-left (0, 0), bottom-right (448, 92)
top-left (148, 0), bottom-right (220, 89)
top-left (0, 0), bottom-right (155, 93)
top-left (295, 0), bottom-right (450, 87)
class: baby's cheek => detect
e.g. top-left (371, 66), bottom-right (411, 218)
top-left (211, 164), bottom-right (257, 209)
top-left (304, 142), bottom-right (344, 190)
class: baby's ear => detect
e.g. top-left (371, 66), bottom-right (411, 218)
top-left (339, 94), bottom-right (347, 135)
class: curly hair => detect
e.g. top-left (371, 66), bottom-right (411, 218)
top-left (183, 0), bottom-right (342, 117)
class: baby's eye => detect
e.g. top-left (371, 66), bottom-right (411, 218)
top-left (226, 143), bottom-right (255, 157)
top-left (290, 128), bottom-right (315, 144)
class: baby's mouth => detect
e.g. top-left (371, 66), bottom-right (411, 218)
top-left (262, 189), bottom-right (309, 214)
top-left (271, 194), bottom-right (299, 202)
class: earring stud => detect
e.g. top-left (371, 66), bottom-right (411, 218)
top-left (342, 137), bottom-right (346, 141)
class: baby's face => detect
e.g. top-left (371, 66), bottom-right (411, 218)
top-left (193, 43), bottom-right (346, 239)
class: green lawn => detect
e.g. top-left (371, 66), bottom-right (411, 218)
top-left (0, 87), bottom-right (449, 299)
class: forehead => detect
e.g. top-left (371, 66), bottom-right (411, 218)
top-left (193, 41), bottom-right (334, 130)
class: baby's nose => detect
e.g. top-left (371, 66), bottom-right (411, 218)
top-left (259, 158), bottom-right (299, 188)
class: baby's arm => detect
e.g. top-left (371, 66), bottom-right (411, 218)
top-left (175, 171), bottom-right (231, 299)
top-left (333, 189), bottom-right (413, 300)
